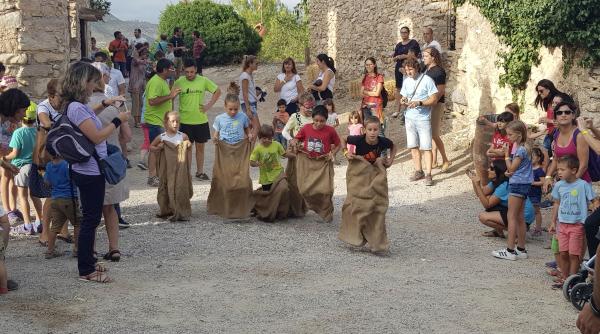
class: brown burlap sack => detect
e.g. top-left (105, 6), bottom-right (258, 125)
top-left (295, 152), bottom-right (334, 222)
top-left (285, 155), bottom-right (307, 218)
top-left (207, 140), bottom-right (254, 219)
top-left (157, 141), bottom-right (193, 221)
top-left (338, 159), bottom-right (389, 252)
top-left (252, 173), bottom-right (290, 222)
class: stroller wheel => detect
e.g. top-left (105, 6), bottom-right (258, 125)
top-left (571, 282), bottom-right (593, 311)
top-left (563, 273), bottom-right (585, 301)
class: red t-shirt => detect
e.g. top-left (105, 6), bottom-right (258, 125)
top-left (362, 74), bottom-right (384, 110)
top-left (109, 39), bottom-right (127, 62)
top-left (295, 124), bottom-right (341, 158)
top-left (491, 130), bottom-right (512, 160)
top-left (546, 106), bottom-right (555, 134)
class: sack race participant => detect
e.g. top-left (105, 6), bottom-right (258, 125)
top-left (339, 117), bottom-right (396, 253)
top-left (251, 125), bottom-right (294, 222)
top-left (290, 105), bottom-right (340, 222)
top-left (151, 111), bottom-right (193, 221)
top-left (207, 94), bottom-right (254, 219)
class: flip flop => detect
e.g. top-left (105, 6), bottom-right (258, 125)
top-left (79, 271), bottom-right (113, 284)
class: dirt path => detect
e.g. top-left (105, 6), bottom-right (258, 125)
top-left (0, 64), bottom-right (580, 333)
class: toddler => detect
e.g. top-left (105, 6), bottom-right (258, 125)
top-left (323, 98), bottom-right (339, 128)
top-left (3, 106), bottom-right (43, 234)
top-left (528, 147), bottom-right (546, 237)
top-left (347, 110), bottom-right (364, 154)
top-left (550, 155), bottom-right (597, 289)
top-left (250, 125), bottom-right (290, 191)
top-left (44, 156), bottom-right (81, 258)
top-left (273, 99), bottom-right (289, 150)
top-left (213, 94), bottom-right (252, 144)
top-left (486, 111), bottom-right (514, 161)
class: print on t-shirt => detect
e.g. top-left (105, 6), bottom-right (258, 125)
top-left (307, 137), bottom-right (324, 154)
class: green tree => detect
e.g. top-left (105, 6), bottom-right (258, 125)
top-left (158, 0), bottom-right (261, 66)
top-left (90, 0), bottom-right (111, 16)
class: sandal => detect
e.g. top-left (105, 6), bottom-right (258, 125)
top-left (103, 250), bottom-right (121, 262)
top-left (79, 271), bottom-right (113, 284)
top-left (551, 280), bottom-right (564, 290)
top-left (38, 239), bottom-right (48, 247)
top-left (546, 268), bottom-right (561, 277)
top-left (481, 230), bottom-right (504, 238)
top-left (57, 234), bottom-right (74, 244)
top-left (95, 262), bottom-right (108, 272)
top-left (44, 250), bottom-right (62, 259)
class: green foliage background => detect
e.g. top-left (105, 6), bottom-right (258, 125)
top-left (158, 0), bottom-right (261, 66)
top-left (231, 0), bottom-right (309, 62)
top-left (453, 0), bottom-right (600, 93)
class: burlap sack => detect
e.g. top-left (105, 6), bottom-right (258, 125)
top-left (207, 140), bottom-right (254, 219)
top-left (338, 159), bottom-right (389, 252)
top-left (157, 141), bottom-right (193, 221)
top-left (252, 173), bottom-right (290, 222)
top-left (285, 156), bottom-right (307, 218)
top-left (295, 152), bottom-right (334, 222)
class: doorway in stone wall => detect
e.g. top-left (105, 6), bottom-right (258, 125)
top-left (80, 19), bottom-right (88, 59)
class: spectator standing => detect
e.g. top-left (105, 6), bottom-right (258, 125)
top-left (422, 28), bottom-right (442, 53)
top-left (108, 31), bottom-right (128, 76)
top-left (274, 57), bottom-right (304, 115)
top-left (169, 27), bottom-right (187, 77)
top-left (360, 57), bottom-right (385, 130)
top-left (94, 51), bottom-right (126, 97)
top-left (129, 44), bottom-right (150, 127)
top-left (173, 59), bottom-right (221, 181)
top-left (192, 31), bottom-right (207, 75)
top-left (391, 26), bottom-right (421, 123)
top-left (90, 37), bottom-right (100, 60)
top-left (155, 34), bottom-right (168, 57)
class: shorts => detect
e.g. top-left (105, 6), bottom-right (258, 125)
top-left (147, 124), bottom-right (164, 143)
top-left (508, 183), bottom-right (531, 198)
top-left (529, 194), bottom-right (542, 205)
top-left (558, 223), bottom-right (584, 256)
top-left (173, 57), bottom-right (183, 71)
top-left (285, 102), bottom-right (298, 116)
top-left (14, 163), bottom-right (32, 187)
top-left (241, 102), bottom-right (258, 117)
top-left (543, 132), bottom-right (553, 158)
top-left (50, 198), bottom-right (81, 233)
top-left (405, 117), bottom-right (432, 150)
top-left (431, 103), bottom-right (444, 138)
top-left (180, 123), bottom-right (211, 143)
top-left (141, 124), bottom-right (150, 150)
top-left (486, 205), bottom-right (508, 226)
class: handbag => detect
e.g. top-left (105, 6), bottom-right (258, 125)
top-left (28, 164), bottom-right (52, 198)
top-left (95, 144), bottom-right (127, 185)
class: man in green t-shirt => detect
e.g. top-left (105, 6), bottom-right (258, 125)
top-left (144, 58), bottom-right (180, 187)
top-left (173, 59), bottom-right (221, 180)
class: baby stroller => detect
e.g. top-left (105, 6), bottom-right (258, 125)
top-left (563, 255), bottom-right (595, 310)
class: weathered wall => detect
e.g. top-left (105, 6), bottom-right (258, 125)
top-left (0, 0), bottom-right (91, 99)
top-left (309, 0), bottom-right (600, 147)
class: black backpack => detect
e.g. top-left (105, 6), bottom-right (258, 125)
top-left (46, 102), bottom-right (96, 164)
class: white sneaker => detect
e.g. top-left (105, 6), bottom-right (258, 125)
top-left (515, 248), bottom-right (528, 259)
top-left (492, 248), bottom-right (517, 261)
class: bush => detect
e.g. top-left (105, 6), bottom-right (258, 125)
top-left (158, 0), bottom-right (261, 66)
top-left (259, 10), bottom-right (308, 62)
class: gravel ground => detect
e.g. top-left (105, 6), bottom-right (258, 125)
top-left (0, 64), bottom-right (581, 333)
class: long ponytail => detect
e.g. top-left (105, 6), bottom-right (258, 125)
top-left (316, 53), bottom-right (336, 73)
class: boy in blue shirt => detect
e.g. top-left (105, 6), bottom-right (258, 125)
top-left (213, 94), bottom-right (252, 144)
top-left (44, 156), bottom-right (81, 258)
top-left (550, 155), bottom-right (598, 288)
top-left (3, 106), bottom-right (43, 234)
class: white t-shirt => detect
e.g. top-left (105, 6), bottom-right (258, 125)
top-left (422, 40), bottom-right (442, 53)
top-left (109, 68), bottom-right (125, 96)
top-left (317, 68), bottom-right (335, 92)
top-left (239, 71), bottom-right (257, 104)
top-left (277, 73), bottom-right (302, 104)
top-left (36, 99), bottom-right (60, 123)
top-left (160, 131), bottom-right (184, 145)
top-left (130, 37), bottom-right (147, 48)
top-left (326, 112), bottom-right (338, 126)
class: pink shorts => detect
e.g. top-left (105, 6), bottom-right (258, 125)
top-left (141, 124), bottom-right (150, 150)
top-left (558, 223), bottom-right (584, 256)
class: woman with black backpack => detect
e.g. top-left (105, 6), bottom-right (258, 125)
top-left (60, 62), bottom-right (130, 283)
top-left (360, 57), bottom-right (386, 135)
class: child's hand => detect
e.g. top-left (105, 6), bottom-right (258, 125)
top-left (247, 132), bottom-right (255, 142)
top-left (465, 169), bottom-right (480, 182)
top-left (502, 143), bottom-right (509, 155)
top-left (170, 87), bottom-right (181, 99)
top-left (549, 221), bottom-right (556, 234)
top-left (504, 171), bottom-right (513, 177)
top-left (383, 157), bottom-right (393, 168)
top-left (328, 151), bottom-right (335, 161)
top-left (157, 142), bottom-right (164, 150)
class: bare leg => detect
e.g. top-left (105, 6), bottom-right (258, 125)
top-left (0, 173), bottom-right (13, 212)
top-left (507, 196), bottom-right (525, 250)
top-left (569, 254), bottom-right (581, 276)
top-left (47, 230), bottom-right (58, 254)
top-left (102, 205), bottom-right (119, 252)
top-left (149, 151), bottom-right (157, 178)
top-left (31, 196), bottom-right (43, 224)
top-left (559, 251), bottom-right (570, 280)
top-left (8, 178), bottom-right (16, 211)
top-left (422, 150), bottom-right (433, 175)
top-left (195, 142), bottom-right (205, 174)
top-left (432, 136), bottom-right (449, 164)
top-left (410, 148), bottom-right (422, 171)
top-left (478, 211), bottom-right (506, 234)
top-left (39, 199), bottom-right (52, 242)
top-left (17, 187), bottom-right (31, 225)
top-left (516, 206), bottom-right (527, 249)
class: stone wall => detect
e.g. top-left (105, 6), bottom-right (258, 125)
top-left (308, 0), bottom-right (600, 148)
top-left (0, 0), bottom-right (91, 99)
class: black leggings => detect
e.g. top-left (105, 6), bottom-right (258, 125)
top-left (585, 208), bottom-right (600, 257)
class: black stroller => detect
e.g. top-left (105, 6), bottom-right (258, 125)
top-left (564, 255), bottom-right (595, 310)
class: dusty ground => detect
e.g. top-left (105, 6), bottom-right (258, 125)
top-left (0, 64), bottom-right (582, 333)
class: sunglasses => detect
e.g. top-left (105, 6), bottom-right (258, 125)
top-left (555, 109), bottom-right (573, 116)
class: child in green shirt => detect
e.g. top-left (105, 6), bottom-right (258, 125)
top-left (250, 125), bottom-right (294, 191)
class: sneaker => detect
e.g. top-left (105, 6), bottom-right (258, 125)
top-left (126, 159), bottom-right (132, 169)
top-left (196, 172), bottom-right (210, 181)
top-left (137, 161), bottom-right (148, 170)
top-left (33, 220), bottom-right (43, 233)
top-left (118, 219), bottom-right (130, 229)
top-left (425, 174), bottom-right (433, 186)
top-left (147, 176), bottom-right (160, 187)
top-left (10, 224), bottom-right (30, 235)
top-left (515, 248), bottom-right (528, 259)
top-left (409, 170), bottom-right (425, 182)
top-left (492, 248), bottom-right (517, 261)
top-left (7, 279), bottom-right (18, 291)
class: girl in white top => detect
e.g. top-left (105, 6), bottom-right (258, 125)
top-left (239, 55), bottom-right (260, 139)
top-left (274, 57), bottom-right (305, 114)
top-left (36, 79), bottom-right (62, 129)
top-left (323, 99), bottom-right (339, 127)
top-left (150, 111), bottom-right (189, 151)
top-left (309, 53), bottom-right (336, 103)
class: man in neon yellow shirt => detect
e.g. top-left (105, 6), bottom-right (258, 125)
top-left (144, 58), bottom-right (180, 186)
top-left (173, 59), bottom-right (221, 180)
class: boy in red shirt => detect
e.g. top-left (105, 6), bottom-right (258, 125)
top-left (486, 111), bottom-right (514, 161)
top-left (291, 105), bottom-right (341, 159)
top-left (108, 31), bottom-right (128, 76)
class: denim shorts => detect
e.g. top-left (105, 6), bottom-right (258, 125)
top-left (529, 194), bottom-right (542, 205)
top-left (147, 124), bottom-right (164, 142)
top-left (509, 183), bottom-right (531, 198)
top-left (543, 133), bottom-right (553, 157)
top-left (241, 102), bottom-right (258, 117)
top-left (405, 117), bottom-right (432, 150)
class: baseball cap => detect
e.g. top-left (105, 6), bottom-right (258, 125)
top-left (24, 102), bottom-right (37, 121)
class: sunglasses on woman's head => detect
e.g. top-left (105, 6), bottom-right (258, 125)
top-left (555, 109), bottom-right (573, 116)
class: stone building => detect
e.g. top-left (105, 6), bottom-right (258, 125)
top-left (308, 0), bottom-right (600, 147)
top-left (0, 0), bottom-right (102, 99)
